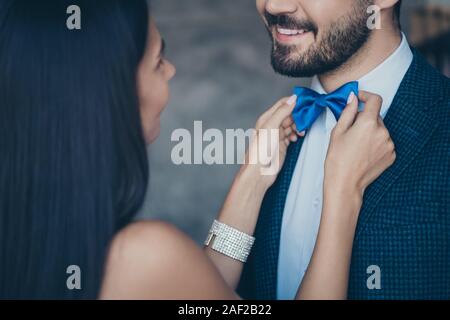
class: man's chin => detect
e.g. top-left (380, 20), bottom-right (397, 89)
top-left (270, 45), bottom-right (316, 77)
top-left (271, 57), bottom-right (318, 78)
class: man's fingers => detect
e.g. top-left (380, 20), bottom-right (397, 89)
top-left (336, 91), bottom-right (358, 132)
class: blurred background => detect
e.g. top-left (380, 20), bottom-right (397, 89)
top-left (138, 0), bottom-right (450, 243)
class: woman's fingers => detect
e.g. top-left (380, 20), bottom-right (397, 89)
top-left (325, 89), bottom-right (395, 196)
top-left (335, 91), bottom-right (359, 132)
top-left (336, 90), bottom-right (383, 134)
top-left (289, 132), bottom-right (298, 142)
top-left (257, 94), bottom-right (305, 143)
top-left (266, 95), bottom-right (297, 130)
top-left (256, 95), bottom-right (297, 129)
top-left (281, 115), bottom-right (294, 129)
top-left (358, 90), bottom-right (383, 119)
top-left (283, 125), bottom-right (300, 143)
top-left (284, 126), bottom-right (293, 136)
top-left (291, 123), bottom-right (305, 137)
top-left (283, 118), bottom-right (306, 140)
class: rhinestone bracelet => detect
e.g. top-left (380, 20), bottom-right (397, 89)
top-left (204, 220), bottom-right (255, 263)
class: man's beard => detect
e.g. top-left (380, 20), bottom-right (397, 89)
top-left (267, 2), bottom-right (372, 78)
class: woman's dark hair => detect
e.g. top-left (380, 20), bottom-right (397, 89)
top-left (0, 0), bottom-right (150, 299)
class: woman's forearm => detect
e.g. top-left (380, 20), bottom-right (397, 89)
top-left (295, 187), bottom-right (362, 300)
top-left (205, 164), bottom-right (268, 289)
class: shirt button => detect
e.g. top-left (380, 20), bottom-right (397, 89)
top-left (313, 198), bottom-right (320, 208)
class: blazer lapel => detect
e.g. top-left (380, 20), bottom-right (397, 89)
top-left (355, 52), bottom-right (445, 239)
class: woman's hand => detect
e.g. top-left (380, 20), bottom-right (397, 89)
top-left (297, 91), bottom-right (396, 300)
top-left (324, 91), bottom-right (396, 201)
top-left (242, 95), bottom-right (305, 191)
top-left (207, 94), bottom-right (304, 289)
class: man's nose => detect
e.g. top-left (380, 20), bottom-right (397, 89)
top-left (265, 0), bottom-right (297, 16)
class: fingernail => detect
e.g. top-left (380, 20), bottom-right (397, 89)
top-left (347, 92), bottom-right (355, 104)
top-left (287, 94), bottom-right (297, 105)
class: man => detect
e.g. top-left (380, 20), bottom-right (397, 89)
top-left (239, 0), bottom-right (450, 299)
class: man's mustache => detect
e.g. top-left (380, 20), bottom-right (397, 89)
top-left (264, 11), bottom-right (317, 34)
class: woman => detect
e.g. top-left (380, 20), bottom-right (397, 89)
top-left (0, 0), bottom-right (395, 299)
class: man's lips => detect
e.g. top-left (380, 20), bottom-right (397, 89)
top-left (274, 25), bottom-right (312, 44)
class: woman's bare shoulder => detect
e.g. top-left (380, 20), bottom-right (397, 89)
top-left (99, 220), bottom-right (198, 299)
top-left (109, 220), bottom-right (191, 258)
top-left (100, 220), bottom-right (236, 299)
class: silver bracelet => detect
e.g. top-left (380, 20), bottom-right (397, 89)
top-left (204, 220), bottom-right (255, 263)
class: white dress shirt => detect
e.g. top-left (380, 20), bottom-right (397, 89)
top-left (277, 34), bottom-right (414, 300)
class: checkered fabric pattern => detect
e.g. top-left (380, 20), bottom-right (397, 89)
top-left (238, 51), bottom-right (450, 300)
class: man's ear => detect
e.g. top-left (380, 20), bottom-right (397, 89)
top-left (373, 0), bottom-right (400, 11)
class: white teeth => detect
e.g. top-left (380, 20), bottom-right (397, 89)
top-left (276, 27), bottom-right (306, 36)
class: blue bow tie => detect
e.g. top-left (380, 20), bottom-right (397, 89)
top-left (292, 81), bottom-right (359, 132)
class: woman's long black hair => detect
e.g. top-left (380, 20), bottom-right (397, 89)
top-left (0, 0), bottom-right (150, 299)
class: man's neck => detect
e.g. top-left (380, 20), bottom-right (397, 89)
top-left (318, 28), bottom-right (402, 93)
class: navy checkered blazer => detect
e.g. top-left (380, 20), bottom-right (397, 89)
top-left (238, 51), bottom-right (450, 300)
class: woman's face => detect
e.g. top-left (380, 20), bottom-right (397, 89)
top-left (137, 19), bottom-right (176, 144)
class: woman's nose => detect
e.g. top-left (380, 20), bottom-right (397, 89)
top-left (167, 61), bottom-right (176, 79)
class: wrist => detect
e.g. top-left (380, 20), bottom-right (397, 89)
top-left (237, 163), bottom-right (271, 194)
top-left (218, 164), bottom-right (268, 235)
top-left (323, 181), bottom-right (363, 227)
top-left (324, 168), bottom-right (365, 200)
top-left (323, 181), bottom-right (363, 208)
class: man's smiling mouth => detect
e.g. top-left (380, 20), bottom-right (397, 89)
top-left (276, 27), bottom-right (307, 36)
top-left (274, 26), bottom-right (312, 44)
